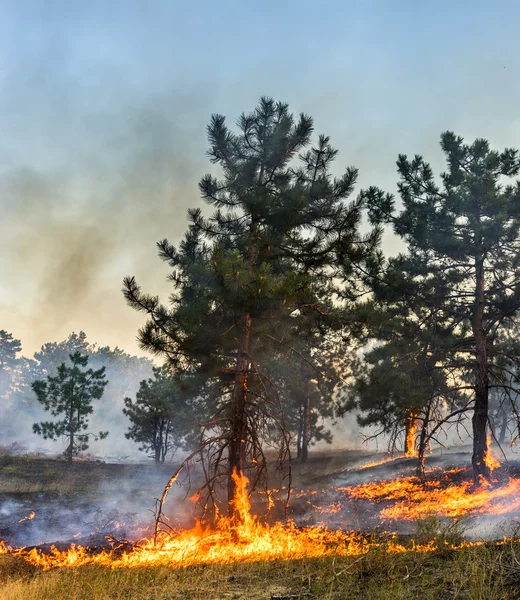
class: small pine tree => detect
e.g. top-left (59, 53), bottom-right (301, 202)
top-left (32, 352), bottom-right (109, 461)
top-left (123, 365), bottom-right (191, 464)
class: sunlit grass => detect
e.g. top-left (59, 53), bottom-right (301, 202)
top-left (1, 542), bottom-right (519, 600)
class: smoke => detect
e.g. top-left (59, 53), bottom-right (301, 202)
top-left (0, 70), bottom-right (212, 356)
top-left (0, 465), bottom-right (194, 548)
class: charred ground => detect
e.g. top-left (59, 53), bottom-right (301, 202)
top-left (2, 449), bottom-right (520, 599)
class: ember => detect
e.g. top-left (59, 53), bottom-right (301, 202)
top-left (18, 511), bottom-right (36, 524)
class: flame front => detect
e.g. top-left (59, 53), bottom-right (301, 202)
top-left (343, 471), bottom-right (520, 521)
top-left (3, 468), bottom-right (520, 570)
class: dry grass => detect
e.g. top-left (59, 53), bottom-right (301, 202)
top-left (0, 455), bottom-right (174, 495)
top-left (2, 542), bottom-right (520, 599)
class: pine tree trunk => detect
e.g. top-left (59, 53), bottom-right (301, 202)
top-left (416, 400), bottom-right (431, 476)
top-left (472, 256), bottom-right (491, 483)
top-left (227, 216), bottom-right (259, 518)
top-left (499, 412), bottom-right (508, 445)
top-left (67, 397), bottom-right (74, 463)
top-left (296, 406), bottom-right (303, 460)
top-left (227, 313), bottom-right (252, 517)
top-left (301, 381), bottom-right (311, 463)
top-left (156, 420), bottom-right (163, 465)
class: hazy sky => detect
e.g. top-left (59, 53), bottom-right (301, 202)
top-left (1, 0), bottom-right (520, 357)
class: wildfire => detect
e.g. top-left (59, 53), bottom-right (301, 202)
top-left (404, 413), bottom-right (418, 458)
top-left (0, 470), bottom-right (437, 570)
top-left (342, 471), bottom-right (520, 521)
top-left (3, 468), bottom-right (520, 571)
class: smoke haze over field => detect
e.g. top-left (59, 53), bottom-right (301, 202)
top-left (1, 1), bottom-right (520, 356)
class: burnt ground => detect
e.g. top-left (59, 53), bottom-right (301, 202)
top-left (0, 456), bottom-right (184, 548)
top-left (2, 447), bottom-right (520, 550)
top-left (0, 449), bottom-right (383, 548)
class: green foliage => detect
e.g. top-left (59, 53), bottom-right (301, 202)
top-left (362, 132), bottom-right (520, 475)
top-left (123, 365), bottom-right (195, 463)
top-left (123, 97), bottom-right (379, 507)
top-left (349, 311), bottom-right (460, 445)
top-left (32, 352), bottom-right (109, 461)
top-left (0, 330), bottom-right (37, 437)
top-left (0, 330), bottom-right (22, 375)
top-left (366, 131), bottom-right (520, 327)
top-left (30, 331), bottom-right (154, 452)
top-left (125, 96), bottom-right (378, 372)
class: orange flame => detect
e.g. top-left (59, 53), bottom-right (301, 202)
top-left (404, 413), bottom-right (418, 458)
top-left (351, 455), bottom-right (399, 471)
top-left (484, 434), bottom-right (500, 473)
top-left (18, 511), bottom-right (35, 523)
top-left (3, 468), bottom-right (520, 570)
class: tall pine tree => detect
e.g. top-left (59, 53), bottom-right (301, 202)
top-left (124, 97), bottom-right (379, 517)
top-left (366, 132), bottom-right (520, 482)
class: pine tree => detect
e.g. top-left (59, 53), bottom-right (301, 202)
top-left (123, 97), bottom-right (380, 517)
top-left (32, 352), bottom-right (109, 461)
top-left (350, 318), bottom-right (462, 474)
top-left (123, 364), bottom-right (193, 463)
top-left (366, 132), bottom-right (520, 482)
top-left (31, 332), bottom-right (153, 457)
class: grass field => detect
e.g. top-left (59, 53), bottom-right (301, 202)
top-left (1, 453), bottom-right (519, 599)
top-left (2, 540), bottom-right (520, 599)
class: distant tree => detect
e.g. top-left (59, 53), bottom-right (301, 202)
top-left (487, 323), bottom-right (520, 446)
top-left (0, 330), bottom-right (37, 440)
top-left (0, 330), bottom-right (22, 377)
top-left (285, 369), bottom-right (333, 463)
top-left (33, 332), bottom-right (92, 379)
top-left (32, 333), bottom-right (153, 394)
top-left (31, 332), bottom-right (153, 457)
top-left (366, 132), bottom-right (520, 482)
top-left (32, 352), bottom-right (109, 462)
top-left (123, 365), bottom-right (192, 464)
top-left (0, 330), bottom-right (27, 399)
top-left (269, 331), bottom-right (345, 463)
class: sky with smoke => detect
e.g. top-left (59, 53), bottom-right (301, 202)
top-left (1, 0), bottom-right (520, 357)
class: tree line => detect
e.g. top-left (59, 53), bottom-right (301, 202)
top-left (0, 327), bottom-right (337, 466)
top-left (121, 96), bottom-right (520, 522)
top-left (2, 96), bottom-right (520, 521)
top-left (0, 330), bottom-right (194, 463)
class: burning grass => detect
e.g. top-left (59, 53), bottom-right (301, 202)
top-left (2, 540), bottom-right (520, 599)
top-left (341, 469), bottom-right (520, 522)
top-left (3, 452), bottom-right (520, 598)
top-left (3, 467), bottom-right (520, 571)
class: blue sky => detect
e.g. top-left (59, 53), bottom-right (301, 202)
top-left (1, 0), bottom-right (520, 355)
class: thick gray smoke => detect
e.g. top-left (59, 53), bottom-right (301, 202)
top-left (0, 91), bottom-right (210, 357)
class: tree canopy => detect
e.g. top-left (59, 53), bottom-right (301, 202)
top-left (365, 131), bottom-right (520, 481)
top-left (124, 96), bottom-right (380, 519)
